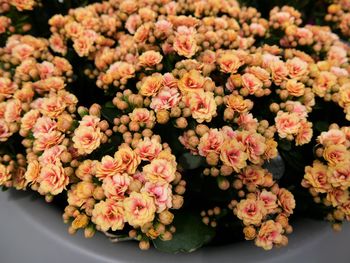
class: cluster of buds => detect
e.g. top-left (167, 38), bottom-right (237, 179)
top-left (325, 0), bottom-right (350, 37)
top-left (302, 124), bottom-right (350, 230)
top-left (229, 165), bottom-right (295, 250)
top-left (64, 128), bottom-right (184, 249)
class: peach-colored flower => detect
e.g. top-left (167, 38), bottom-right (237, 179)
top-left (246, 66), bottom-right (270, 83)
top-left (142, 181), bottom-right (172, 212)
top-left (72, 126), bottom-right (102, 155)
top-left (10, 0), bottom-right (35, 11)
top-left (0, 164), bottom-right (11, 185)
top-left (239, 165), bottom-right (266, 186)
top-left (238, 131), bottom-right (266, 164)
top-left (237, 113), bottom-right (259, 131)
top-left (275, 111), bottom-right (301, 138)
top-left (0, 120), bottom-right (12, 142)
top-left (135, 137), bottom-right (162, 161)
top-left (102, 173), bottom-right (131, 200)
top-left (217, 52), bottom-right (243, 74)
top-left (0, 17), bottom-right (11, 34)
top-left (185, 90), bottom-right (217, 123)
top-left (39, 96), bottom-right (66, 118)
top-left (269, 60), bottom-right (288, 85)
top-left (312, 71), bottom-right (337, 97)
top-left (226, 94), bottom-right (249, 114)
top-left (255, 220), bottom-right (283, 250)
top-left (38, 145), bottom-right (66, 165)
top-left (32, 116), bottom-right (57, 138)
top-left (259, 190), bottom-right (278, 213)
top-left (241, 73), bottom-right (263, 95)
top-left (129, 108), bottom-right (155, 127)
top-left (123, 191), bottom-right (156, 227)
top-left (236, 198), bottom-right (266, 226)
top-left (326, 188), bottom-right (349, 207)
top-left (285, 79), bottom-right (305, 97)
top-left (220, 139), bottom-right (248, 172)
top-left (96, 155), bottom-right (124, 180)
top-left (323, 145), bottom-right (350, 166)
top-left (134, 24), bottom-right (150, 43)
top-left (295, 120), bottom-right (313, 146)
top-left (75, 160), bottom-right (97, 182)
top-left (114, 146), bottom-right (141, 174)
top-left (24, 160), bottom-right (40, 186)
top-left (138, 51), bottom-right (163, 68)
top-left (318, 129), bottom-right (346, 147)
top-left (143, 158), bottom-right (176, 183)
top-left (12, 43), bottom-right (34, 60)
top-left (0, 77), bottom-right (16, 99)
top-left (37, 163), bottom-right (68, 195)
top-left (286, 57), bottom-right (308, 80)
top-left (20, 109), bottom-right (40, 133)
top-left (264, 139), bottom-right (278, 160)
top-left (178, 70), bottom-right (205, 94)
top-left (328, 163), bottom-right (350, 190)
top-left (303, 161), bottom-right (331, 193)
top-left (4, 99), bottom-right (22, 123)
top-left (92, 199), bottom-right (125, 231)
top-left (150, 86), bottom-right (181, 111)
top-left (73, 36), bottom-right (93, 57)
top-left (125, 14), bottom-right (141, 34)
top-left (33, 131), bottom-right (65, 152)
top-left (173, 26), bottom-right (198, 58)
top-left (327, 45), bottom-right (348, 66)
top-left (198, 129), bottom-right (224, 157)
top-left (49, 34), bottom-right (67, 55)
top-left (139, 74), bottom-right (164, 97)
top-left (277, 188), bottom-right (295, 215)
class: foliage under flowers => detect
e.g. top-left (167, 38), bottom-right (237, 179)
top-left (0, 0), bottom-right (350, 253)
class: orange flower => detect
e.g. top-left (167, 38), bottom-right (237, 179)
top-left (92, 199), bottom-right (125, 231)
top-left (220, 139), bottom-right (248, 172)
top-left (236, 198), bottom-right (267, 226)
top-left (178, 70), bottom-right (205, 94)
top-left (255, 220), bottom-right (283, 250)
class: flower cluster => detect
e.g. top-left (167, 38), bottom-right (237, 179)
top-left (302, 125), bottom-right (350, 229)
top-left (325, 0), bottom-right (350, 37)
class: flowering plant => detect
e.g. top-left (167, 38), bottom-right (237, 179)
top-left (1, 0), bottom-right (350, 253)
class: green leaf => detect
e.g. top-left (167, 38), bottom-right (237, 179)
top-left (314, 121), bottom-right (329, 132)
top-left (101, 104), bottom-right (120, 124)
top-left (278, 139), bottom-right (292, 151)
top-left (153, 211), bottom-right (215, 253)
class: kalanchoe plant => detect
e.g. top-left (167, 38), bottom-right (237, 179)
top-left (0, 0), bottom-right (350, 254)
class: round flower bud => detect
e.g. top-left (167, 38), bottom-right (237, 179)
top-left (158, 210), bottom-right (174, 225)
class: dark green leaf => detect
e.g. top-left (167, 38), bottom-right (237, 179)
top-left (153, 211), bottom-right (215, 253)
top-left (314, 121), bottom-right (329, 132)
top-left (278, 139), bottom-right (292, 151)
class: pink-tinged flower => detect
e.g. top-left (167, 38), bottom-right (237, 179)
top-left (139, 74), bottom-right (164, 97)
top-left (328, 163), bottom-right (350, 190)
top-left (102, 173), bottom-right (131, 200)
top-left (328, 45), bottom-right (348, 66)
top-left (123, 191), bottom-right (156, 227)
top-left (10, 0), bottom-right (35, 11)
top-left (49, 34), bottom-right (67, 55)
top-left (143, 158), bottom-right (176, 183)
top-left (239, 165), bottom-right (266, 186)
top-left (0, 77), bottom-right (16, 99)
top-left (220, 139), bottom-right (248, 172)
top-left (236, 198), bottom-right (267, 226)
top-left (323, 145), bottom-right (350, 166)
top-left (318, 129), bottom-right (346, 147)
top-left (238, 131), bottom-right (266, 164)
top-left (33, 131), bottom-right (65, 152)
top-left (331, 66), bottom-right (349, 77)
top-left (134, 24), bottom-right (150, 43)
top-left (114, 146), bottom-right (141, 174)
top-left (135, 137), bottom-right (162, 161)
top-left (37, 163), bottom-right (68, 195)
top-left (285, 101), bottom-right (308, 119)
top-left (75, 160), bottom-right (97, 182)
top-left (262, 53), bottom-right (280, 68)
top-left (125, 14), bottom-right (141, 34)
top-left (313, 71), bottom-right (337, 98)
top-left (178, 70), bottom-right (205, 94)
top-left (73, 36), bottom-right (93, 57)
top-left (24, 160), bottom-right (40, 186)
top-left (33, 117), bottom-right (57, 138)
top-left (303, 161), bottom-right (331, 193)
top-left (4, 99), bottom-right (22, 123)
top-left (296, 120), bottom-right (313, 146)
top-left (277, 188), bottom-right (295, 215)
top-left (221, 126), bottom-right (237, 140)
top-left (37, 61), bottom-right (55, 79)
top-left (217, 52), bottom-right (243, 74)
top-left (96, 155), bottom-right (124, 180)
top-left (38, 145), bottom-right (66, 165)
top-left (173, 26), bottom-right (198, 58)
top-left (142, 181), bottom-right (172, 213)
top-left (275, 111), bottom-right (301, 138)
top-left (165, 1), bottom-right (177, 15)
top-left (246, 66), bottom-right (270, 83)
top-left (0, 120), bottom-right (12, 142)
top-left (39, 96), bottom-right (66, 118)
top-left (326, 188), bottom-right (349, 207)
top-left (33, 77), bottom-right (66, 93)
top-left (286, 57), bottom-right (308, 80)
top-left (138, 51), bottom-right (163, 68)
top-left (79, 115), bottom-right (100, 128)
top-left (178, 132), bottom-right (199, 155)
top-left (185, 90), bottom-right (217, 123)
top-left (20, 109), bottom-right (40, 133)
top-left (0, 16), bottom-right (11, 34)
top-left (0, 164), bottom-right (11, 185)
top-left (92, 199), bottom-right (125, 231)
top-left (198, 129), bottom-right (224, 157)
top-left (255, 220), bottom-right (283, 250)
top-left (155, 20), bottom-right (173, 36)
top-left (269, 60), bottom-right (288, 85)
top-left (237, 113), bottom-right (258, 131)
top-left (72, 126), bottom-right (102, 155)
top-left (12, 43), bottom-right (34, 60)
top-left (129, 108), bottom-right (155, 127)
top-left (241, 73), bottom-right (263, 95)
top-left (150, 86), bottom-right (181, 112)
top-left (226, 94), bottom-right (249, 114)
top-left (285, 79), bottom-right (305, 97)
top-left (259, 190), bottom-right (278, 213)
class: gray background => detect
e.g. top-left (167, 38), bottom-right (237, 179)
top-left (0, 189), bottom-right (349, 263)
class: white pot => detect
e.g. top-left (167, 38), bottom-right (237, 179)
top-left (0, 189), bottom-right (349, 263)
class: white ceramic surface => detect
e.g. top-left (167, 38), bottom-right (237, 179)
top-left (0, 189), bottom-right (349, 263)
